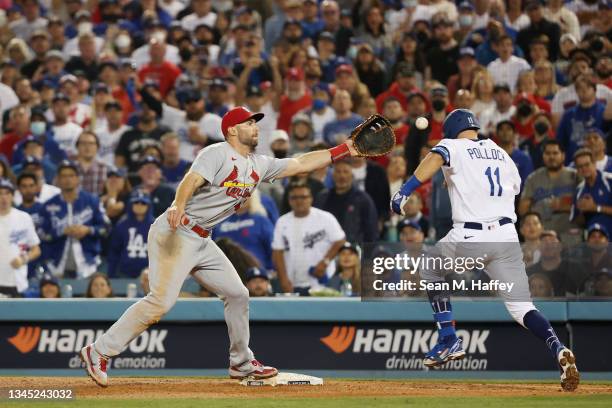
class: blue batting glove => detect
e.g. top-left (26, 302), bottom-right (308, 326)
top-left (390, 176), bottom-right (423, 216)
top-left (390, 191), bottom-right (409, 216)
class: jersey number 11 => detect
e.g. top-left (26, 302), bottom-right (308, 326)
top-left (485, 167), bottom-right (503, 196)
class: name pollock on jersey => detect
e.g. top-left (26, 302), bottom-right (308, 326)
top-left (466, 147), bottom-right (507, 162)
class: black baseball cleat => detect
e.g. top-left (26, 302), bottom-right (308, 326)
top-left (558, 348), bottom-right (579, 391)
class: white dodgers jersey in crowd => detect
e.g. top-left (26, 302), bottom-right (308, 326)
top-left (431, 137), bottom-right (521, 224)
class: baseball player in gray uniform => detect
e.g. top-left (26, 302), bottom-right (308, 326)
top-left (80, 106), bottom-right (359, 387)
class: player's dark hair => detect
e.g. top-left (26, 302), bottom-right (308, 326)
top-left (541, 139), bottom-right (563, 152)
top-left (17, 172), bottom-right (37, 186)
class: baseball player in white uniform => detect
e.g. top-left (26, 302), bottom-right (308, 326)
top-left (391, 109), bottom-right (579, 391)
top-left (81, 106), bottom-right (360, 387)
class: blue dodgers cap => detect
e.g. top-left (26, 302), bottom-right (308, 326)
top-left (0, 178), bottom-right (15, 193)
top-left (339, 241), bottom-right (362, 258)
top-left (129, 190), bottom-right (152, 205)
top-left (245, 267), bottom-right (269, 282)
top-left (138, 155), bottom-right (161, 169)
top-left (209, 78), bottom-right (227, 90)
top-left (585, 127), bottom-right (606, 139)
top-left (40, 273), bottom-right (59, 288)
top-left (22, 136), bottom-right (43, 146)
top-left (588, 223), bottom-right (609, 239)
top-left (459, 47), bottom-right (476, 58)
top-left (442, 108), bottom-right (481, 139)
top-left (107, 166), bottom-right (127, 177)
top-left (459, 1), bottom-right (475, 11)
top-left (397, 219), bottom-right (422, 233)
top-left (22, 155), bottom-right (42, 167)
top-left (57, 159), bottom-right (79, 173)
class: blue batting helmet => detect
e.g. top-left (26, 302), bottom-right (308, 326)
top-left (442, 109), bottom-right (480, 139)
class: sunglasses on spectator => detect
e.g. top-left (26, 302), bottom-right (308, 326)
top-left (289, 195), bottom-right (311, 200)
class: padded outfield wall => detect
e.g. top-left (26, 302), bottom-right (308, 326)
top-left (0, 298), bottom-right (610, 379)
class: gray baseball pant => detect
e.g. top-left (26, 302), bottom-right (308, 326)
top-left (94, 215), bottom-right (254, 366)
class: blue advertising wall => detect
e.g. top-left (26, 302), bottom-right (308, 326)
top-left (0, 299), bottom-right (610, 379)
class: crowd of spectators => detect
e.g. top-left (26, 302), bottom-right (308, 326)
top-left (0, 0), bottom-right (610, 299)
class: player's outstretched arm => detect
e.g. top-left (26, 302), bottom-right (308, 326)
top-left (390, 152), bottom-right (444, 216)
top-left (277, 140), bottom-right (359, 179)
top-left (167, 171), bottom-right (206, 230)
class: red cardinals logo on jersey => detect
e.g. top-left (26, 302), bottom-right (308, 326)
top-left (221, 166), bottom-right (260, 207)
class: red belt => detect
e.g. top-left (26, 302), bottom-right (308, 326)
top-left (181, 216), bottom-right (210, 238)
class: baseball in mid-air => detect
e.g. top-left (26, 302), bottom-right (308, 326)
top-left (415, 116), bottom-right (429, 130)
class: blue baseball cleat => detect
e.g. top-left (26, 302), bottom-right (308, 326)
top-left (423, 337), bottom-right (466, 368)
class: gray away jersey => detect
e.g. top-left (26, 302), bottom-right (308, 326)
top-left (184, 142), bottom-right (291, 229)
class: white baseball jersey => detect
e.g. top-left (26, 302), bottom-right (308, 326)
top-left (431, 137), bottom-right (521, 224)
top-left (185, 142), bottom-right (291, 229)
top-left (272, 207), bottom-right (346, 288)
top-left (0, 208), bottom-right (40, 292)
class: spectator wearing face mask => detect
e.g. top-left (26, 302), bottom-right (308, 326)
top-left (307, 84), bottom-right (336, 144)
top-left (519, 111), bottom-right (555, 169)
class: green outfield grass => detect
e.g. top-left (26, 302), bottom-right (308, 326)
top-left (5, 395), bottom-right (612, 408)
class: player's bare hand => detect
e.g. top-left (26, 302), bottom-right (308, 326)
top-left (167, 205), bottom-right (185, 231)
top-left (345, 139), bottom-right (359, 156)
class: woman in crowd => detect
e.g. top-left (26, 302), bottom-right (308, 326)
top-left (328, 242), bottom-right (361, 296)
top-left (86, 273), bottom-right (114, 298)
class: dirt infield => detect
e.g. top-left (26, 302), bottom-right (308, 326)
top-left (2, 377), bottom-right (612, 400)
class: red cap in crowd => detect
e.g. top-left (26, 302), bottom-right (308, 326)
top-left (221, 107), bottom-right (264, 137)
top-left (335, 64), bottom-right (353, 76)
top-left (286, 67), bottom-right (304, 81)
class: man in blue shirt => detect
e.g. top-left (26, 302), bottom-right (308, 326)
top-left (160, 132), bottom-right (190, 189)
top-left (496, 120), bottom-right (534, 191)
top-left (582, 128), bottom-right (612, 173)
top-left (557, 75), bottom-right (607, 164)
top-left (214, 193), bottom-right (275, 271)
top-left (571, 148), bottom-right (612, 233)
top-left (323, 89), bottom-right (363, 146)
